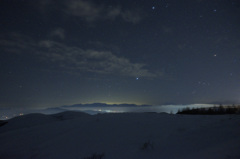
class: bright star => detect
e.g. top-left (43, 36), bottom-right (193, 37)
top-left (152, 6), bottom-right (155, 10)
top-left (136, 77), bottom-right (139, 80)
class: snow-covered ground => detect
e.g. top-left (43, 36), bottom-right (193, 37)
top-left (0, 111), bottom-right (240, 159)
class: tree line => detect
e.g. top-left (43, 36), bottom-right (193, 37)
top-left (177, 105), bottom-right (240, 115)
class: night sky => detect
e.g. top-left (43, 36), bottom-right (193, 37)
top-left (1, 0), bottom-right (240, 109)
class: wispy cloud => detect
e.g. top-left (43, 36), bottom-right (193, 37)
top-left (0, 33), bottom-right (161, 78)
top-left (50, 28), bottom-right (65, 40)
top-left (33, 0), bottom-right (145, 23)
top-left (38, 40), bottom-right (159, 77)
top-left (65, 0), bottom-right (103, 21)
top-left (64, 0), bottom-right (144, 23)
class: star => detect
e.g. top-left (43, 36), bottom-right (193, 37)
top-left (136, 77), bottom-right (139, 80)
top-left (152, 6), bottom-right (155, 10)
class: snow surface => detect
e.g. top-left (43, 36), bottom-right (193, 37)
top-left (0, 111), bottom-right (240, 159)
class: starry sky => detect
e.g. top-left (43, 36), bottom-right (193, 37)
top-left (0, 0), bottom-right (240, 108)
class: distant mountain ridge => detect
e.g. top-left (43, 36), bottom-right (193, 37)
top-left (62, 103), bottom-right (151, 108)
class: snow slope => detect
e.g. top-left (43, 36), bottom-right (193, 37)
top-left (0, 112), bottom-right (240, 159)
